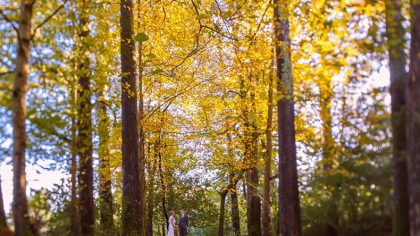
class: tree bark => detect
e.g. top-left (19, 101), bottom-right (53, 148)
top-left (146, 158), bottom-right (157, 236)
top-left (158, 149), bottom-right (169, 229)
top-left (120, 0), bottom-right (143, 234)
top-left (137, 1), bottom-right (146, 234)
top-left (229, 174), bottom-right (241, 236)
top-left (70, 73), bottom-right (81, 236)
top-left (12, 1), bottom-right (35, 235)
top-left (98, 86), bottom-right (114, 234)
top-left (240, 75), bottom-right (261, 236)
top-left (385, 1), bottom-right (410, 235)
top-left (262, 69), bottom-right (274, 236)
top-left (161, 224), bottom-right (166, 236)
top-left (407, 0), bottom-right (420, 235)
top-left (225, 128), bottom-right (241, 236)
top-left (218, 191), bottom-right (228, 236)
top-left (273, 0), bottom-right (302, 235)
top-left (248, 83), bottom-right (261, 236)
top-left (77, 1), bottom-right (94, 234)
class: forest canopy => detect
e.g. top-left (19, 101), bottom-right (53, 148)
top-left (0, 0), bottom-right (420, 236)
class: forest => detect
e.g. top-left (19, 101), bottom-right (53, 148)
top-left (0, 0), bottom-right (419, 235)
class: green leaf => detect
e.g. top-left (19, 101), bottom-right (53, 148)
top-left (151, 68), bottom-right (164, 75)
top-left (146, 53), bottom-right (156, 59)
top-left (247, 113), bottom-right (256, 122)
top-left (134, 32), bottom-right (149, 43)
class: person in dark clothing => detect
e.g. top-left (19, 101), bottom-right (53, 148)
top-left (178, 210), bottom-right (189, 236)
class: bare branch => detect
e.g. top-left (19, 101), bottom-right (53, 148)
top-left (0, 8), bottom-right (19, 35)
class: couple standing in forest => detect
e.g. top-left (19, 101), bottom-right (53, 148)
top-left (167, 210), bottom-right (189, 236)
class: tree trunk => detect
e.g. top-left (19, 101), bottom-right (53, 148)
top-left (70, 74), bottom-right (81, 236)
top-left (168, 182), bottom-right (175, 211)
top-left (137, 1), bottom-right (146, 234)
top-left (273, 0), bottom-right (302, 235)
top-left (240, 75), bottom-right (261, 236)
top-left (385, 1), bottom-right (410, 235)
top-left (247, 81), bottom-right (261, 236)
top-left (247, 166), bottom-right (261, 236)
top-left (146, 148), bottom-right (158, 236)
top-left (407, 0), bottom-right (420, 235)
top-left (98, 86), bottom-right (114, 234)
top-left (226, 128), bottom-right (241, 236)
top-left (12, 1), bottom-right (35, 235)
top-left (77, 1), bottom-right (94, 234)
top-left (120, 0), bottom-right (143, 234)
top-left (262, 69), bottom-right (274, 236)
top-left (158, 150), bottom-right (169, 229)
top-left (218, 191), bottom-right (228, 236)
top-left (229, 175), bottom-right (241, 236)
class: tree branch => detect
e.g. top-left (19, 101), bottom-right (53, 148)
top-left (31, 0), bottom-right (68, 39)
top-left (0, 8), bottom-right (19, 36)
top-left (269, 173), bottom-right (278, 181)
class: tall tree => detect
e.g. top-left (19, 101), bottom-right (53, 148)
top-left (229, 174), bottom-right (241, 236)
top-left (12, 0), bottom-right (35, 235)
top-left (228, 131), bottom-right (241, 236)
top-left (146, 154), bottom-right (157, 236)
top-left (76, 1), bottom-right (94, 235)
top-left (407, 0), bottom-right (420, 234)
top-left (241, 75), bottom-right (261, 236)
top-left (273, 0), bottom-right (302, 235)
top-left (120, 0), bottom-right (143, 234)
top-left (137, 0), bottom-right (146, 233)
top-left (98, 84), bottom-right (114, 234)
top-left (218, 173), bottom-right (242, 236)
top-left (70, 67), bottom-right (81, 236)
top-left (385, 0), bottom-right (409, 235)
top-left (248, 82), bottom-right (261, 236)
top-left (217, 190), bottom-right (228, 236)
top-left (262, 69), bottom-right (274, 236)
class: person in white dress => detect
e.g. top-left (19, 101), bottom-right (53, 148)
top-left (167, 210), bottom-right (176, 236)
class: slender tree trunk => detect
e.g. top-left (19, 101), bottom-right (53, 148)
top-left (247, 160), bottom-right (261, 236)
top-left (98, 86), bottom-right (114, 234)
top-left (158, 150), bottom-right (169, 228)
top-left (137, 1), bottom-right (146, 234)
top-left (218, 191), bottom-right (228, 236)
top-left (70, 73), bottom-right (81, 236)
top-left (120, 0), bottom-right (143, 234)
top-left (385, 1), bottom-right (410, 235)
top-left (240, 75), bottom-right (261, 236)
top-left (168, 181), bottom-right (175, 211)
top-left (12, 1), bottom-right (35, 235)
top-left (229, 175), bottom-right (241, 236)
top-left (77, 1), bottom-right (94, 234)
top-left (226, 125), bottom-right (241, 236)
top-left (247, 81), bottom-right (261, 236)
top-left (407, 0), bottom-right (420, 234)
top-left (146, 159), bottom-right (157, 236)
top-left (273, 0), bottom-right (301, 235)
top-left (262, 70), bottom-right (274, 236)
